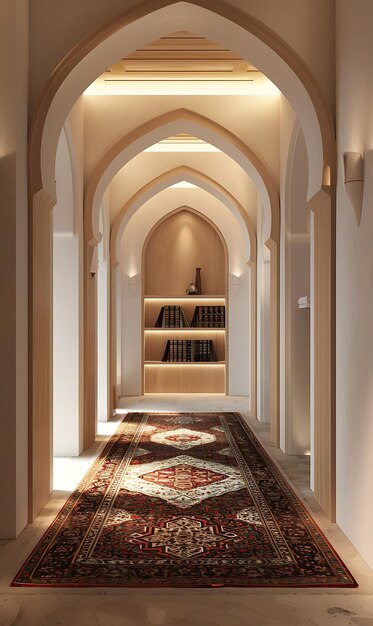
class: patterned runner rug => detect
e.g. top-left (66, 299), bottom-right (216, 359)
top-left (13, 413), bottom-right (357, 587)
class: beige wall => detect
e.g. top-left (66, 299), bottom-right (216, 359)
top-left (335, 0), bottom-right (373, 569)
top-left (0, 0), bottom-right (29, 537)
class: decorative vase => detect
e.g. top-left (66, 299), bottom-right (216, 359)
top-left (186, 283), bottom-right (198, 295)
top-left (195, 267), bottom-right (202, 295)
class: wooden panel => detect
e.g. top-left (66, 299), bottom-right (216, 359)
top-left (311, 191), bottom-right (335, 521)
top-left (144, 330), bottom-right (225, 362)
top-left (84, 246), bottom-right (97, 449)
top-left (106, 31), bottom-right (259, 80)
top-left (145, 210), bottom-right (225, 296)
top-left (30, 191), bottom-right (54, 520)
top-left (267, 240), bottom-right (279, 447)
top-left (144, 364), bottom-right (225, 393)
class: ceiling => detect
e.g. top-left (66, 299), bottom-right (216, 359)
top-left (85, 31), bottom-right (278, 95)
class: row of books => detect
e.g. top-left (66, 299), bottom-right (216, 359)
top-left (154, 305), bottom-right (189, 328)
top-left (191, 305), bottom-right (225, 328)
top-left (154, 305), bottom-right (225, 328)
top-left (162, 339), bottom-right (218, 362)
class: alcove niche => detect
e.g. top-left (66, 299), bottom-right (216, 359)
top-left (144, 209), bottom-right (226, 296)
top-left (143, 208), bottom-right (227, 393)
top-left (120, 196), bottom-right (251, 400)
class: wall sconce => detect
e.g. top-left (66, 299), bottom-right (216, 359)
top-left (343, 152), bottom-right (364, 226)
top-left (128, 273), bottom-right (139, 294)
top-left (230, 273), bottom-right (241, 295)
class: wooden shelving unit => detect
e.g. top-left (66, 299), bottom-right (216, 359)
top-left (143, 209), bottom-right (227, 393)
top-left (143, 296), bottom-right (227, 393)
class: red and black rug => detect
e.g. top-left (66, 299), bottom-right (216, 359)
top-left (12, 412), bottom-right (357, 588)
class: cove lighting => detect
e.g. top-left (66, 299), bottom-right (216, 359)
top-left (145, 362), bottom-right (225, 366)
top-left (144, 142), bottom-right (220, 153)
top-left (84, 79), bottom-right (280, 96)
top-left (144, 297), bottom-right (225, 302)
top-left (169, 181), bottom-right (198, 189)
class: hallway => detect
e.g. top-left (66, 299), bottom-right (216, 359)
top-left (2, 1), bottom-right (373, 623)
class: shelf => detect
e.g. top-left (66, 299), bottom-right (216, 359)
top-left (145, 361), bottom-right (225, 366)
top-left (144, 296), bottom-right (226, 393)
top-left (144, 295), bottom-right (225, 301)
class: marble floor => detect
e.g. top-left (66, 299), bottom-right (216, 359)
top-left (1, 395), bottom-right (373, 626)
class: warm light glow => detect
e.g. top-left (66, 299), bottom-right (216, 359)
top-left (84, 79), bottom-right (280, 96)
top-left (145, 362), bottom-right (225, 366)
top-left (144, 142), bottom-right (220, 153)
top-left (169, 181), bottom-right (198, 189)
top-left (144, 296), bottom-right (225, 302)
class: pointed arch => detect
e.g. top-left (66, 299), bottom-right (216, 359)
top-left (85, 108), bottom-right (278, 249)
top-left (110, 165), bottom-right (256, 267)
top-left (30, 0), bottom-right (333, 202)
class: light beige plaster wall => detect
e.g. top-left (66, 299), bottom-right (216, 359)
top-left (0, 0), bottom-right (29, 538)
top-left (335, 0), bottom-right (373, 569)
top-left (66, 98), bottom-right (85, 454)
top-left (28, 0), bottom-right (335, 117)
top-left (280, 99), bottom-right (310, 456)
top-left (83, 95), bottom-right (280, 187)
top-left (109, 151), bottom-right (258, 226)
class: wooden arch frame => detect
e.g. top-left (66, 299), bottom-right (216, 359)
top-left (28, 0), bottom-right (336, 521)
top-left (108, 167), bottom-right (256, 422)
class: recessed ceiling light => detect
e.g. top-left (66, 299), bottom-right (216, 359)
top-left (84, 78), bottom-right (280, 96)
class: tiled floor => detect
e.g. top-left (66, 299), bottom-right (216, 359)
top-left (1, 395), bottom-right (373, 626)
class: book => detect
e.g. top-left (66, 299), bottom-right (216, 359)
top-left (154, 305), bottom-right (190, 328)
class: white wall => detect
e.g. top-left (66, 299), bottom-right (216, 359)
top-left (97, 198), bottom-right (110, 421)
top-left (335, 0), bottom-right (373, 569)
top-left (256, 196), bottom-right (271, 422)
top-left (279, 111), bottom-right (310, 455)
top-left (66, 98), bottom-right (85, 446)
top-left (119, 188), bottom-right (251, 397)
top-left (53, 129), bottom-right (82, 457)
top-left (115, 266), bottom-right (122, 400)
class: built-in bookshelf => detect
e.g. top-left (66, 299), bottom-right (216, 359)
top-left (143, 296), bottom-right (227, 393)
top-left (143, 209), bottom-right (227, 393)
